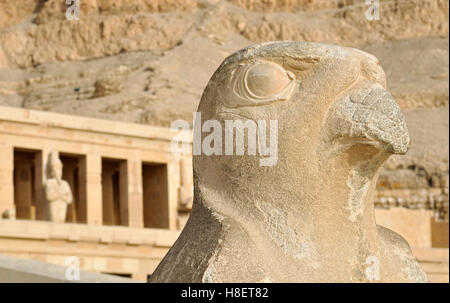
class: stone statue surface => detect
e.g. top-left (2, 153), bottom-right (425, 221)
top-left (44, 151), bottom-right (72, 223)
top-left (149, 42), bottom-right (427, 283)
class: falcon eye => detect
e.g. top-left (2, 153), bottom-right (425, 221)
top-left (228, 61), bottom-right (296, 107)
top-left (245, 62), bottom-right (294, 99)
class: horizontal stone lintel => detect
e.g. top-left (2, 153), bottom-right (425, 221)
top-left (0, 105), bottom-right (192, 144)
top-left (0, 219), bottom-right (180, 247)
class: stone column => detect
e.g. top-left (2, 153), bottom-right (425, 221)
top-left (167, 160), bottom-right (179, 230)
top-left (178, 156), bottom-right (193, 210)
top-left (35, 149), bottom-right (47, 221)
top-left (77, 157), bottom-right (88, 223)
top-left (86, 154), bottom-right (102, 225)
top-left (119, 160), bottom-right (129, 226)
top-left (127, 154), bottom-right (143, 228)
top-left (101, 163), bottom-right (116, 225)
top-left (63, 159), bottom-right (77, 222)
top-left (0, 144), bottom-right (14, 217)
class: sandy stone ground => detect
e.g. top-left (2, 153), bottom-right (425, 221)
top-left (0, 0), bottom-right (448, 222)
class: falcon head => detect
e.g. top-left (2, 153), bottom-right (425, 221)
top-left (194, 41), bottom-right (409, 209)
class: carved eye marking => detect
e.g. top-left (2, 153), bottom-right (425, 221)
top-left (227, 61), bottom-right (296, 107)
top-left (245, 62), bottom-right (295, 98)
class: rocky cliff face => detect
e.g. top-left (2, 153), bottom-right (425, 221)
top-left (0, 0), bottom-right (448, 221)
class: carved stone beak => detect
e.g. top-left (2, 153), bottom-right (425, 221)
top-left (326, 83), bottom-right (410, 155)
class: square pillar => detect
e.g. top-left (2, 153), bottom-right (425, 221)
top-left (127, 155), bottom-right (143, 228)
top-left (61, 155), bottom-right (87, 223)
top-left (102, 161), bottom-right (117, 225)
top-left (35, 149), bottom-right (47, 221)
top-left (86, 154), bottom-right (102, 225)
top-left (0, 144), bottom-right (14, 217)
top-left (167, 160), bottom-right (180, 230)
top-left (119, 160), bottom-right (129, 226)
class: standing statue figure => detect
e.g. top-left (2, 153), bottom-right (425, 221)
top-left (149, 42), bottom-right (427, 283)
top-left (44, 151), bottom-right (72, 223)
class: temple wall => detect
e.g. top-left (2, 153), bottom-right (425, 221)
top-left (0, 106), bottom-right (191, 280)
top-left (0, 220), bottom-right (179, 281)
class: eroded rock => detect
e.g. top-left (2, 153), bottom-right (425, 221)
top-left (149, 41), bottom-right (428, 283)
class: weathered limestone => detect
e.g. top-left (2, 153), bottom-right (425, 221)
top-left (86, 154), bottom-right (103, 225)
top-left (0, 144), bottom-right (13, 218)
top-left (412, 247), bottom-right (449, 283)
top-left (0, 253), bottom-right (136, 283)
top-left (0, 106), bottom-right (190, 280)
top-left (149, 41), bottom-right (428, 283)
top-left (44, 151), bottom-right (73, 223)
top-left (178, 157), bottom-right (194, 211)
top-left (0, 219), bottom-right (180, 281)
